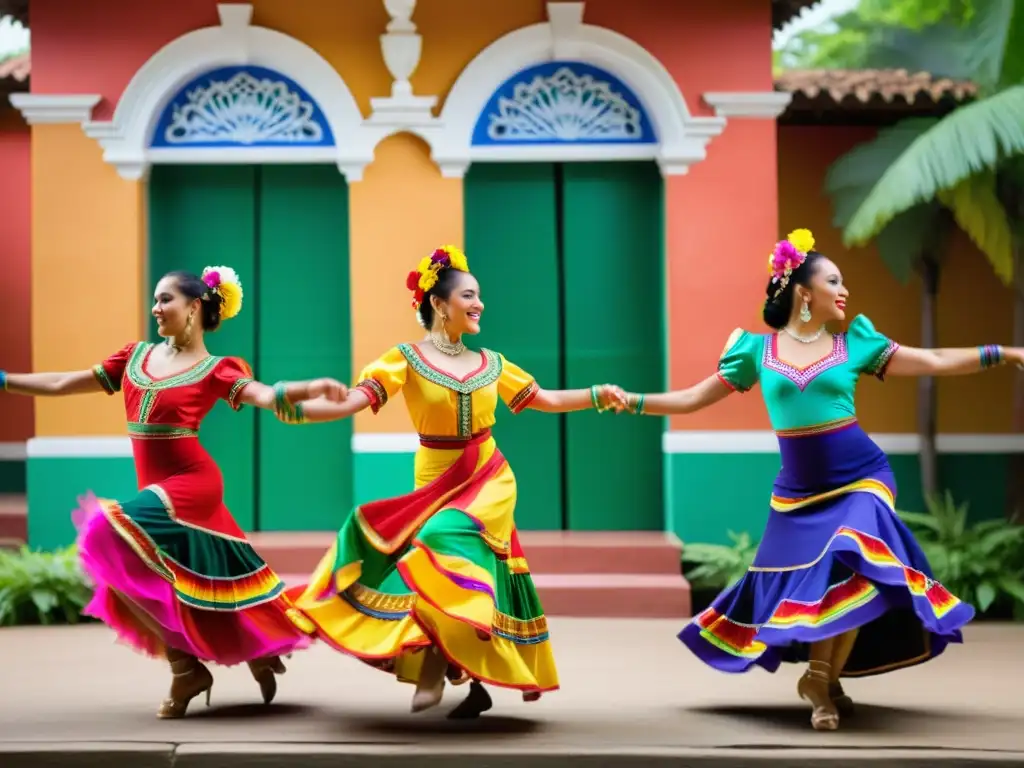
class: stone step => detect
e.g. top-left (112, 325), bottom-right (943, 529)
top-left (0, 493), bottom-right (27, 547)
top-left (249, 530), bottom-right (683, 576)
top-left (281, 572), bottom-right (691, 619)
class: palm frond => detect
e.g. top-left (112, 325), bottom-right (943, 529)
top-left (844, 86), bottom-right (1024, 246)
top-left (824, 119), bottom-right (942, 281)
top-left (938, 171), bottom-right (1016, 283)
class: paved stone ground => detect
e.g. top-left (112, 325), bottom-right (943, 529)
top-left (1, 619), bottom-right (1022, 767)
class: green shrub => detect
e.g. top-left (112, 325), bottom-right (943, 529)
top-left (682, 530), bottom-right (760, 590)
top-left (897, 491), bottom-right (1024, 618)
top-left (0, 544), bottom-right (95, 626)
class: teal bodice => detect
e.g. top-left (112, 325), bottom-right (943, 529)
top-left (717, 315), bottom-right (899, 432)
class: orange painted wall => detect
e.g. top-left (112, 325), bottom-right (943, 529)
top-left (0, 110), bottom-right (33, 442)
top-left (251, 0), bottom-right (549, 434)
top-left (348, 134), bottom-right (464, 434)
top-left (586, 0), bottom-right (777, 431)
top-left (779, 125), bottom-right (1016, 434)
top-left (31, 126), bottom-right (145, 436)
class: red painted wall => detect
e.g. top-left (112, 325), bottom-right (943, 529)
top-left (0, 109), bottom-right (33, 442)
top-left (30, 0), bottom-right (220, 120)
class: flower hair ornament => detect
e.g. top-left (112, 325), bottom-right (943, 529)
top-left (405, 245), bottom-right (470, 315)
top-left (767, 228), bottom-right (816, 300)
top-left (201, 265), bottom-right (244, 320)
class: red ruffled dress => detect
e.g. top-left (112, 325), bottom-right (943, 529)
top-left (74, 342), bottom-right (314, 664)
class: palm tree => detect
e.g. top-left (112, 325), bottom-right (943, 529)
top-left (823, 0), bottom-right (1024, 507)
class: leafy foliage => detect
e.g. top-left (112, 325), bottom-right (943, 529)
top-left (825, 118), bottom-right (944, 282)
top-left (842, 85), bottom-right (1024, 283)
top-left (775, 0), bottom-right (978, 71)
top-left (682, 531), bottom-right (759, 590)
top-left (897, 491), bottom-right (1024, 616)
top-left (0, 544), bottom-right (95, 626)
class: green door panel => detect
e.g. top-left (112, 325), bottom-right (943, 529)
top-left (146, 165), bottom-right (258, 530)
top-left (560, 162), bottom-right (664, 531)
top-left (464, 163), bottom-right (563, 530)
top-left (256, 165), bottom-right (353, 530)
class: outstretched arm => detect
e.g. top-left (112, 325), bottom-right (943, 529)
top-left (622, 374), bottom-right (735, 416)
top-left (886, 344), bottom-right (1024, 378)
top-left (1, 370), bottom-right (106, 397)
top-left (236, 377), bottom-right (348, 412)
top-left (526, 385), bottom-right (622, 414)
top-left (287, 389), bottom-right (374, 422)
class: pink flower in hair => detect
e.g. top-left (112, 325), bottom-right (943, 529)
top-left (769, 239), bottom-right (804, 282)
top-left (203, 270), bottom-right (222, 289)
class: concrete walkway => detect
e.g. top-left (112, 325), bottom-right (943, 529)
top-left (2, 619), bottom-right (1022, 767)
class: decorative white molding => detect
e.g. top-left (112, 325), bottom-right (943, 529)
top-left (702, 91), bottom-right (793, 119)
top-left (81, 3), bottom-right (375, 181)
top-left (431, 2), bottom-right (725, 178)
top-left (352, 432), bottom-right (420, 454)
top-left (0, 442), bottom-right (27, 461)
top-left (662, 431), bottom-right (1024, 455)
top-left (27, 437), bottom-right (134, 458)
top-left (367, 0), bottom-right (438, 127)
top-left (8, 94), bottom-right (102, 125)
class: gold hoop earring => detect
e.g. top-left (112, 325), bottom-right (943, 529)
top-left (182, 312), bottom-right (195, 346)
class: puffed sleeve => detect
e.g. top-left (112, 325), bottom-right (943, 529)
top-left (717, 329), bottom-right (761, 393)
top-left (847, 314), bottom-right (900, 380)
top-left (92, 343), bottom-right (137, 396)
top-left (353, 347), bottom-right (408, 415)
top-left (496, 354), bottom-right (539, 415)
top-left (210, 357), bottom-right (255, 411)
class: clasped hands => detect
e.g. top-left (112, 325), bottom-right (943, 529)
top-left (594, 384), bottom-right (633, 413)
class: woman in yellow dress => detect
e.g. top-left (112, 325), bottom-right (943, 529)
top-left (277, 246), bottom-right (622, 718)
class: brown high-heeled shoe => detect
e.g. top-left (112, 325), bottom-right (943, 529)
top-left (247, 656), bottom-right (287, 705)
top-left (830, 680), bottom-right (854, 715)
top-left (157, 649), bottom-right (214, 719)
top-left (797, 660), bottom-right (839, 731)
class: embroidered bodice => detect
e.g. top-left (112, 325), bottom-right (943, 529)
top-left (353, 343), bottom-right (538, 439)
top-left (93, 342), bottom-right (255, 439)
top-left (717, 315), bottom-right (899, 432)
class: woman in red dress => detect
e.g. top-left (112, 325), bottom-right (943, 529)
top-left (0, 266), bottom-right (347, 718)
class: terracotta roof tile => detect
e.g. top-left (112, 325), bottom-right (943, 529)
top-left (775, 68), bottom-right (977, 106)
top-left (0, 51), bottom-right (29, 82)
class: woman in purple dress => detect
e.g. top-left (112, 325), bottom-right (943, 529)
top-left (617, 228), bottom-right (1022, 731)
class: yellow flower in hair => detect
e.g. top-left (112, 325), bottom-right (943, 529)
top-left (440, 245), bottom-right (469, 272)
top-left (218, 281), bottom-right (243, 320)
top-left (787, 228), bottom-right (815, 255)
top-left (416, 256), bottom-right (439, 293)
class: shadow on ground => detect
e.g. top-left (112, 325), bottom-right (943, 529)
top-left (688, 703), bottom-right (1019, 735)
top-left (344, 712), bottom-right (544, 738)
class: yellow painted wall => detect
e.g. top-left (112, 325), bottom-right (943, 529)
top-left (31, 125), bottom-right (145, 436)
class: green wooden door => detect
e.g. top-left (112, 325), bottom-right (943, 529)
top-left (562, 162), bottom-right (664, 530)
top-left (147, 165), bottom-right (259, 530)
top-left (148, 164), bottom-right (353, 532)
top-left (464, 163), bottom-right (563, 530)
top-left (256, 165), bottom-right (353, 529)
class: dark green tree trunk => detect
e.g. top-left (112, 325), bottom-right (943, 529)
top-left (917, 254), bottom-right (941, 501)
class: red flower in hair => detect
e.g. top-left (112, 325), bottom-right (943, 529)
top-left (406, 270), bottom-right (421, 291)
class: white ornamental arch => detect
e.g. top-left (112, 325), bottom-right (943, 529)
top-left (431, 2), bottom-right (725, 178)
top-left (83, 3), bottom-right (375, 181)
